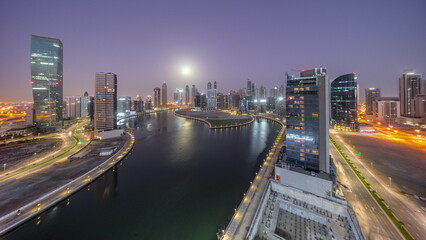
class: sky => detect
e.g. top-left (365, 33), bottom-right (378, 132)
top-left (0, 0), bottom-right (425, 102)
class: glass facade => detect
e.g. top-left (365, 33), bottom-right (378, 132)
top-left (285, 68), bottom-right (329, 173)
top-left (31, 35), bottom-right (63, 129)
top-left (331, 73), bottom-right (358, 130)
top-left (365, 88), bottom-right (381, 115)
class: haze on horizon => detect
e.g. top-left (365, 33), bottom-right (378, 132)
top-left (0, 0), bottom-right (425, 101)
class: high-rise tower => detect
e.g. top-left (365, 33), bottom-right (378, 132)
top-left (185, 85), bottom-right (190, 104)
top-left (331, 73), bottom-right (358, 130)
top-left (365, 88), bottom-right (381, 115)
top-left (285, 68), bottom-right (330, 173)
top-left (154, 87), bottom-right (161, 107)
top-left (31, 35), bottom-right (63, 131)
top-left (399, 70), bottom-right (423, 117)
top-left (162, 82), bottom-right (168, 107)
top-left (94, 72), bottom-right (117, 131)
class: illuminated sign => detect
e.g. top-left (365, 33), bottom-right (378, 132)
top-left (286, 134), bottom-right (314, 141)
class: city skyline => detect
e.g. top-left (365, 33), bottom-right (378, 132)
top-left (1, 0), bottom-right (426, 101)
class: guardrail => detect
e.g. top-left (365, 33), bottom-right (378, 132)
top-left (0, 131), bottom-right (136, 236)
top-left (219, 115), bottom-right (285, 240)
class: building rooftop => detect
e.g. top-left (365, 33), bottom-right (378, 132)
top-left (248, 181), bottom-right (364, 240)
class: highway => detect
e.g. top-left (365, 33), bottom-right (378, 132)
top-left (330, 144), bottom-right (403, 239)
top-left (332, 131), bottom-right (426, 240)
top-left (0, 120), bottom-right (90, 183)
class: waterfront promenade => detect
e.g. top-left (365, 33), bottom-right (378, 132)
top-left (0, 131), bottom-right (135, 236)
top-left (221, 115), bottom-right (285, 240)
top-left (175, 110), bottom-right (254, 129)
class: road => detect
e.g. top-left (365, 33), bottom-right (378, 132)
top-left (0, 131), bottom-right (135, 236)
top-left (331, 144), bottom-right (403, 239)
top-left (0, 120), bottom-right (90, 183)
top-left (332, 131), bottom-right (426, 240)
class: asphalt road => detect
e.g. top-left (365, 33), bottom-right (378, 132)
top-left (332, 131), bottom-right (426, 240)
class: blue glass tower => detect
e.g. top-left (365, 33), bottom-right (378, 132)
top-left (331, 73), bottom-right (358, 130)
top-left (31, 35), bottom-right (63, 130)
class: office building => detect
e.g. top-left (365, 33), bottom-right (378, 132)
top-left (284, 68), bottom-right (330, 173)
top-left (207, 81), bottom-right (217, 110)
top-left (174, 89), bottom-right (183, 106)
top-left (30, 35), bottom-right (63, 130)
top-left (64, 96), bottom-right (81, 119)
top-left (94, 72), bottom-right (117, 131)
top-left (399, 70), bottom-right (423, 117)
top-left (185, 85), bottom-right (190, 104)
top-left (270, 87), bottom-right (279, 98)
top-left (118, 96), bottom-right (131, 115)
top-left (259, 85), bottom-right (267, 99)
top-left (413, 95), bottom-right (426, 119)
top-left (331, 73), bottom-right (358, 130)
top-left (278, 85), bottom-right (285, 98)
top-left (133, 95), bottom-right (144, 112)
top-left (162, 82), bottom-right (168, 107)
top-left (365, 88), bottom-right (381, 115)
top-left (145, 96), bottom-right (152, 110)
top-left (246, 79), bottom-right (252, 96)
top-left (191, 85), bottom-right (198, 106)
top-left (154, 87), bottom-right (161, 107)
top-left (81, 91), bottom-right (89, 117)
top-left (373, 97), bottom-right (400, 124)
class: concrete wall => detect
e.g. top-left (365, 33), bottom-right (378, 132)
top-left (275, 167), bottom-right (333, 198)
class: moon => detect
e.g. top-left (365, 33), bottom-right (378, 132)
top-left (181, 66), bottom-right (192, 76)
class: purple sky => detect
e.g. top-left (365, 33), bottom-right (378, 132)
top-left (1, 0), bottom-right (425, 102)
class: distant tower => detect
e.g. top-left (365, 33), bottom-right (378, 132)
top-left (154, 87), bottom-right (161, 107)
top-left (365, 88), bottom-right (381, 115)
top-left (246, 79), bottom-right (252, 96)
top-left (285, 68), bottom-right (330, 173)
top-left (94, 72), bottom-right (117, 131)
top-left (31, 35), bottom-right (63, 131)
top-left (191, 85), bottom-right (198, 106)
top-left (207, 81), bottom-right (217, 110)
top-left (185, 85), bottom-right (190, 104)
top-left (162, 82), bottom-right (168, 107)
top-left (81, 91), bottom-right (89, 117)
top-left (399, 70), bottom-right (423, 117)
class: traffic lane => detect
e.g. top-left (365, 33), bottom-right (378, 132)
top-left (330, 146), bottom-right (403, 240)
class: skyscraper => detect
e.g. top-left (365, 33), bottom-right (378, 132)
top-left (174, 89), bottom-right (183, 105)
top-left (30, 35), bottom-right (63, 131)
top-left (185, 85), bottom-right (190, 104)
top-left (162, 83), bottom-right (168, 107)
top-left (399, 70), bottom-right (423, 117)
top-left (246, 79), bottom-right (252, 96)
top-left (154, 87), bottom-right (161, 107)
top-left (81, 91), bottom-right (89, 117)
top-left (270, 87), bottom-right (278, 98)
top-left (191, 85), bottom-right (198, 106)
top-left (259, 85), bottom-right (267, 99)
top-left (207, 81), bottom-right (217, 110)
top-left (365, 88), bottom-right (381, 115)
top-left (285, 68), bottom-right (330, 173)
top-left (331, 73), bottom-right (358, 130)
top-left (94, 72), bottom-right (117, 131)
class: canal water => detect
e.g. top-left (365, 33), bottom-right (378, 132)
top-left (2, 111), bottom-right (281, 240)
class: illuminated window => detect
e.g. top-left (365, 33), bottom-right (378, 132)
top-left (300, 105), bottom-right (304, 108)
top-left (305, 87), bottom-right (310, 90)
top-left (312, 113), bottom-right (318, 117)
top-left (300, 153), bottom-right (305, 156)
top-left (300, 96), bottom-right (304, 99)
top-left (312, 150), bottom-right (319, 154)
top-left (300, 157), bottom-right (305, 161)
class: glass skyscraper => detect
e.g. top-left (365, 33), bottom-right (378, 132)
top-left (285, 68), bottom-right (330, 173)
top-left (31, 35), bottom-right (63, 130)
top-left (331, 73), bottom-right (358, 131)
